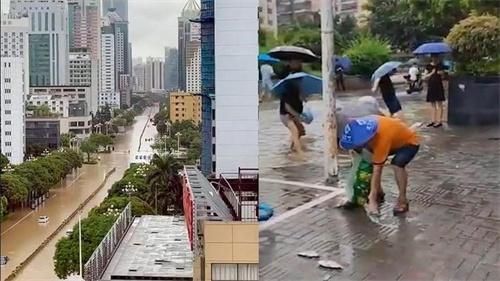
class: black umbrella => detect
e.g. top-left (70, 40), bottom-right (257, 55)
top-left (268, 46), bottom-right (320, 62)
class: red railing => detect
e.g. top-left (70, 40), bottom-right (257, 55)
top-left (182, 171), bottom-right (195, 251)
top-left (216, 168), bottom-right (258, 222)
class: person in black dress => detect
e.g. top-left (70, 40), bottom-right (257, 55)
top-left (372, 68), bottom-right (403, 118)
top-left (424, 54), bottom-right (446, 128)
top-left (279, 60), bottom-right (305, 157)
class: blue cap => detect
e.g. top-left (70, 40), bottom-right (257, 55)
top-left (340, 116), bottom-right (379, 150)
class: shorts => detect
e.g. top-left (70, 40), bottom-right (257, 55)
top-left (280, 114), bottom-right (305, 136)
top-left (390, 145), bottom-right (419, 168)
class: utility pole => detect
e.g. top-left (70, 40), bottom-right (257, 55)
top-left (321, 0), bottom-right (338, 181)
top-left (78, 211), bottom-right (83, 277)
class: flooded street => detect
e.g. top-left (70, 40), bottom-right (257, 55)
top-left (1, 105), bottom-right (159, 281)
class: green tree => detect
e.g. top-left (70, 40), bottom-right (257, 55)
top-left (60, 133), bottom-right (75, 148)
top-left (0, 196), bottom-right (8, 220)
top-left (147, 154), bottom-right (183, 215)
top-left (0, 154), bottom-right (9, 169)
top-left (0, 173), bottom-right (29, 206)
top-left (344, 34), bottom-right (391, 77)
top-left (89, 196), bottom-right (155, 217)
top-left (80, 139), bottom-right (97, 162)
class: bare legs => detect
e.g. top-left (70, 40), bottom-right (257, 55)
top-left (286, 119), bottom-right (304, 157)
top-left (429, 101), bottom-right (444, 126)
top-left (393, 166), bottom-right (408, 206)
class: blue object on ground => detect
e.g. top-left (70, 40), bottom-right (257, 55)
top-left (371, 61), bottom-right (402, 82)
top-left (272, 72), bottom-right (322, 98)
top-left (340, 116), bottom-right (379, 150)
top-left (259, 203), bottom-right (274, 221)
top-left (413, 42), bottom-right (452, 55)
top-left (259, 53), bottom-right (280, 64)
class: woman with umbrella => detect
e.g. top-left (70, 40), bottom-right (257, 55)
top-left (423, 54), bottom-right (447, 128)
top-left (413, 42), bottom-right (451, 128)
top-left (371, 61), bottom-right (403, 118)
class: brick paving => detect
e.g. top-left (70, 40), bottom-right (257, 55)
top-left (259, 92), bottom-right (500, 281)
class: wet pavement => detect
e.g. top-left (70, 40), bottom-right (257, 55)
top-left (259, 92), bottom-right (500, 281)
top-left (0, 106), bottom-right (158, 281)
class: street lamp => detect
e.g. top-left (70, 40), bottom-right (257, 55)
top-left (175, 132), bottom-right (182, 153)
top-left (122, 182), bottom-right (137, 199)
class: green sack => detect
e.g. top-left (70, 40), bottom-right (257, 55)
top-left (345, 154), bottom-right (373, 206)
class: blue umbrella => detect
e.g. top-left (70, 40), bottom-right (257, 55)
top-left (334, 56), bottom-right (352, 72)
top-left (413, 42), bottom-right (452, 55)
top-left (371, 61), bottom-right (402, 82)
top-left (258, 53), bottom-right (280, 64)
top-left (340, 116), bottom-right (379, 150)
top-left (271, 72), bottom-right (322, 98)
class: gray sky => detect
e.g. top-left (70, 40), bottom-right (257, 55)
top-left (1, 0), bottom-right (185, 59)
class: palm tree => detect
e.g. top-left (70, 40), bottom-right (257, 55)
top-left (146, 154), bottom-right (183, 215)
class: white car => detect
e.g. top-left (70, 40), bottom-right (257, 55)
top-left (65, 229), bottom-right (73, 237)
top-left (37, 216), bottom-right (49, 223)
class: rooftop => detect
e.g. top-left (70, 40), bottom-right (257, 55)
top-left (100, 216), bottom-right (193, 281)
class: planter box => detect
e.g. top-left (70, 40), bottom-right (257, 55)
top-left (448, 76), bottom-right (500, 126)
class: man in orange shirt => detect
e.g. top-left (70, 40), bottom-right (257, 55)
top-left (340, 116), bottom-right (420, 216)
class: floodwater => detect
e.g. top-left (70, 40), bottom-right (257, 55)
top-left (0, 105), bottom-right (159, 281)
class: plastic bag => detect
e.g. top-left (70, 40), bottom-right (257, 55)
top-left (301, 105), bottom-right (314, 124)
top-left (345, 153), bottom-right (373, 206)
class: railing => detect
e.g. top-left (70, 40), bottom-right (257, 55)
top-left (218, 174), bottom-right (240, 220)
top-left (217, 168), bottom-right (258, 222)
top-left (83, 203), bottom-right (133, 281)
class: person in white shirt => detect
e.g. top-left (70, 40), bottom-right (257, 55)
top-left (408, 62), bottom-right (419, 82)
top-left (260, 63), bottom-right (275, 101)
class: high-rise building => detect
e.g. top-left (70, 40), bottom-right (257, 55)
top-left (177, 0), bottom-right (200, 92)
top-left (9, 0), bottom-right (69, 86)
top-left (69, 49), bottom-right (99, 113)
top-left (1, 14), bottom-right (29, 164)
top-left (104, 9), bottom-right (129, 82)
top-left (169, 91), bottom-right (201, 124)
top-left (200, 0), bottom-right (258, 176)
top-left (144, 57), bottom-right (164, 93)
top-left (132, 62), bottom-right (145, 92)
top-left (275, 0), bottom-right (316, 27)
top-left (68, 0), bottom-right (101, 60)
top-left (164, 47), bottom-right (179, 91)
top-left (99, 25), bottom-right (119, 108)
top-left (102, 0), bottom-right (128, 21)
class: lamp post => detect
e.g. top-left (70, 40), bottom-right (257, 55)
top-left (175, 132), bottom-right (181, 154)
top-left (78, 211), bottom-right (82, 277)
top-left (122, 182), bottom-right (137, 200)
top-left (321, 0), bottom-right (338, 181)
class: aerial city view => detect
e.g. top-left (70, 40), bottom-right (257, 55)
top-left (1, 0), bottom-right (499, 281)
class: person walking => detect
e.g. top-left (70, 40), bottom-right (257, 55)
top-left (335, 65), bottom-right (346, 91)
top-left (260, 63), bottom-right (275, 102)
top-left (372, 69), bottom-right (403, 118)
top-left (340, 115), bottom-right (420, 216)
top-left (424, 54), bottom-right (446, 128)
top-left (279, 60), bottom-right (305, 157)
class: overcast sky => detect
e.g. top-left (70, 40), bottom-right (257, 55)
top-left (1, 0), bottom-right (185, 58)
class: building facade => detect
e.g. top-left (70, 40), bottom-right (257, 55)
top-left (10, 0), bottom-right (69, 86)
top-left (69, 49), bottom-right (99, 113)
top-left (102, 0), bottom-right (128, 21)
top-left (145, 57), bottom-right (164, 93)
top-left (200, 0), bottom-right (259, 176)
top-left (169, 91), bottom-right (201, 124)
top-left (1, 15), bottom-right (29, 164)
top-left (258, 0), bottom-right (278, 36)
top-left (132, 62), bottom-right (145, 92)
top-left (99, 25), bottom-right (119, 108)
top-left (164, 47), bottom-right (179, 91)
top-left (25, 117), bottom-right (60, 150)
top-left (186, 47), bottom-right (201, 94)
top-left (178, 0), bottom-right (200, 92)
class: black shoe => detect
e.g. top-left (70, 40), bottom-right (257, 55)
top-left (426, 122), bottom-right (435, 127)
top-left (433, 123), bottom-right (443, 128)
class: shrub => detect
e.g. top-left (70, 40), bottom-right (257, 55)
top-left (446, 15), bottom-right (500, 76)
top-left (344, 34), bottom-right (391, 77)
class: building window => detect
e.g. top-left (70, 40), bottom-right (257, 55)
top-left (5, 152), bottom-right (11, 157)
top-left (5, 142), bottom-right (12, 146)
top-left (4, 78), bottom-right (10, 82)
top-left (5, 121), bottom-right (11, 125)
top-left (211, 264), bottom-right (258, 280)
top-left (70, 122), bottom-right (77, 127)
top-left (5, 110), bottom-right (11, 115)
top-left (4, 99), bottom-right (11, 104)
top-left (78, 121), bottom-right (84, 127)
top-left (5, 131), bottom-right (11, 136)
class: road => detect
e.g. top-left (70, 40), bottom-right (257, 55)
top-left (0, 105), bottom-right (159, 281)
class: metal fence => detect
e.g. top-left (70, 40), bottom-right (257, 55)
top-left (83, 203), bottom-right (133, 281)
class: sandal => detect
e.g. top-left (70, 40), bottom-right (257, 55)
top-left (426, 122), bottom-right (435, 127)
top-left (393, 201), bottom-right (410, 216)
top-left (365, 203), bottom-right (380, 216)
top-left (433, 123), bottom-right (443, 128)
